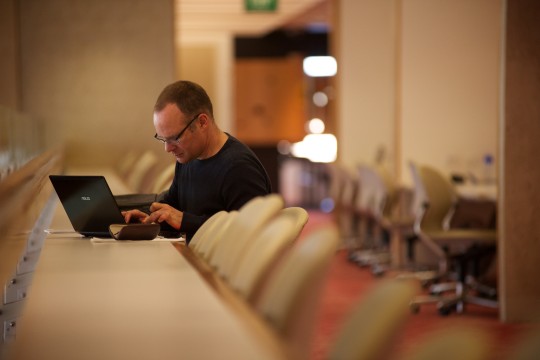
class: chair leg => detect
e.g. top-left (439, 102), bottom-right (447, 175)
top-left (349, 218), bottom-right (391, 267)
top-left (435, 248), bottom-right (498, 316)
top-left (409, 278), bottom-right (460, 315)
top-left (437, 285), bottom-right (498, 315)
top-left (377, 233), bottom-right (440, 281)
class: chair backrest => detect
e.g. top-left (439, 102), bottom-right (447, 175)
top-left (356, 165), bottom-right (389, 219)
top-left (230, 207), bottom-right (308, 304)
top-left (417, 164), bottom-right (457, 231)
top-left (151, 163), bottom-right (175, 194)
top-left (319, 163), bottom-right (357, 218)
top-left (325, 163), bottom-right (347, 208)
top-left (197, 211), bottom-right (238, 262)
top-left (409, 162), bottom-right (460, 261)
top-left (117, 150), bottom-right (139, 180)
top-left (256, 225), bottom-right (339, 359)
top-left (210, 194), bottom-right (284, 279)
top-left (409, 162), bottom-right (429, 224)
top-left (328, 279), bottom-right (418, 360)
top-left (188, 210), bottom-right (228, 254)
top-left (229, 214), bottom-right (298, 300)
top-left (375, 165), bottom-right (398, 219)
top-left (334, 166), bottom-right (359, 243)
top-left (126, 150), bottom-right (158, 192)
top-left (279, 207), bottom-right (309, 236)
top-left (340, 167), bottom-right (359, 212)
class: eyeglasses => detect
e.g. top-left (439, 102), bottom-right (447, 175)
top-left (154, 113), bottom-right (201, 145)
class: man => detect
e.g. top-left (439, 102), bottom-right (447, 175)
top-left (123, 80), bottom-right (272, 241)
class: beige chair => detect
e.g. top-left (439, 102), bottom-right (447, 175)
top-left (328, 279), bottom-right (418, 360)
top-left (196, 211), bottom-right (238, 262)
top-left (392, 163), bottom-right (443, 285)
top-left (151, 163), bottom-right (175, 194)
top-left (278, 206), bottom-right (309, 236)
top-left (324, 163), bottom-right (359, 246)
top-left (125, 150), bottom-right (158, 192)
top-left (209, 194), bottom-right (284, 279)
top-left (402, 327), bottom-right (491, 360)
top-left (408, 163), bottom-right (498, 315)
top-left (256, 225), bottom-right (339, 359)
top-left (228, 206), bottom-right (309, 305)
top-left (229, 214), bottom-right (299, 301)
top-left (349, 164), bottom-right (394, 269)
top-left (188, 210), bottom-right (228, 255)
top-left (117, 150), bottom-right (139, 181)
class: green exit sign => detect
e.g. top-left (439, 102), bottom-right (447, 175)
top-left (245, 0), bottom-right (278, 12)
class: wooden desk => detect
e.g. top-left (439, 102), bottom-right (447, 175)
top-left (7, 167), bottom-right (285, 360)
top-left (10, 238), bottom-right (279, 360)
top-left (10, 237), bottom-right (282, 359)
top-left (455, 183), bottom-right (497, 201)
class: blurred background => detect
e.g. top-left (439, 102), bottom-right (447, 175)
top-left (1, 0), bottom-right (499, 185)
top-left (1, 0), bottom-right (539, 324)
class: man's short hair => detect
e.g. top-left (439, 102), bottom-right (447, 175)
top-left (154, 80), bottom-right (214, 118)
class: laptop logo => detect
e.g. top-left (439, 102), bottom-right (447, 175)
top-left (81, 196), bottom-right (91, 201)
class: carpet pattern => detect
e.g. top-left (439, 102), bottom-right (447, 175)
top-left (300, 211), bottom-right (536, 359)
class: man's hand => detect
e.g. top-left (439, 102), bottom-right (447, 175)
top-left (145, 202), bottom-right (183, 230)
top-left (122, 209), bottom-right (149, 224)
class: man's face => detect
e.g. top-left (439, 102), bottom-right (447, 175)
top-left (153, 103), bottom-right (201, 164)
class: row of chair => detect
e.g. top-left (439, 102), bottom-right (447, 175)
top-left (182, 193), bottom-right (538, 359)
top-left (325, 160), bottom-right (498, 317)
top-left (325, 163), bottom-right (408, 273)
top-left (187, 194), bottom-right (335, 358)
top-left (117, 149), bottom-right (175, 194)
top-left (185, 194), bottom-right (429, 359)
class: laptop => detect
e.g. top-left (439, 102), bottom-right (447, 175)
top-left (50, 175), bottom-right (179, 238)
top-left (49, 175), bottom-right (128, 237)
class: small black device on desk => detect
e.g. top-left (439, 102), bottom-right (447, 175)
top-left (108, 223), bottom-right (160, 240)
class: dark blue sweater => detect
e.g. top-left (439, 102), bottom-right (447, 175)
top-left (162, 134), bottom-right (272, 241)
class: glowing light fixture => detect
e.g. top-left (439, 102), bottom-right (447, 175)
top-left (303, 56), bottom-right (337, 77)
top-left (312, 91), bottom-right (329, 107)
top-left (307, 118), bottom-right (325, 134)
top-left (291, 133), bottom-right (337, 163)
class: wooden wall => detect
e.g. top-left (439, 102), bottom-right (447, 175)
top-left (499, 0), bottom-right (540, 323)
top-left (235, 56), bottom-right (306, 146)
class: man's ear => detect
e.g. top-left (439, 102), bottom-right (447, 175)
top-left (199, 114), bottom-right (209, 129)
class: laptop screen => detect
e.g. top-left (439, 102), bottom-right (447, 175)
top-left (49, 175), bottom-right (126, 236)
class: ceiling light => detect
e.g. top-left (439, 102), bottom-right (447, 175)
top-left (307, 118), bottom-right (325, 134)
top-left (303, 56), bottom-right (337, 77)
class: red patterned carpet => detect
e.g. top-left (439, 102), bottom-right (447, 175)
top-left (300, 211), bottom-right (537, 360)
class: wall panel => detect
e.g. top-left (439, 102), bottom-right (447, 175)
top-left (19, 0), bottom-right (175, 168)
